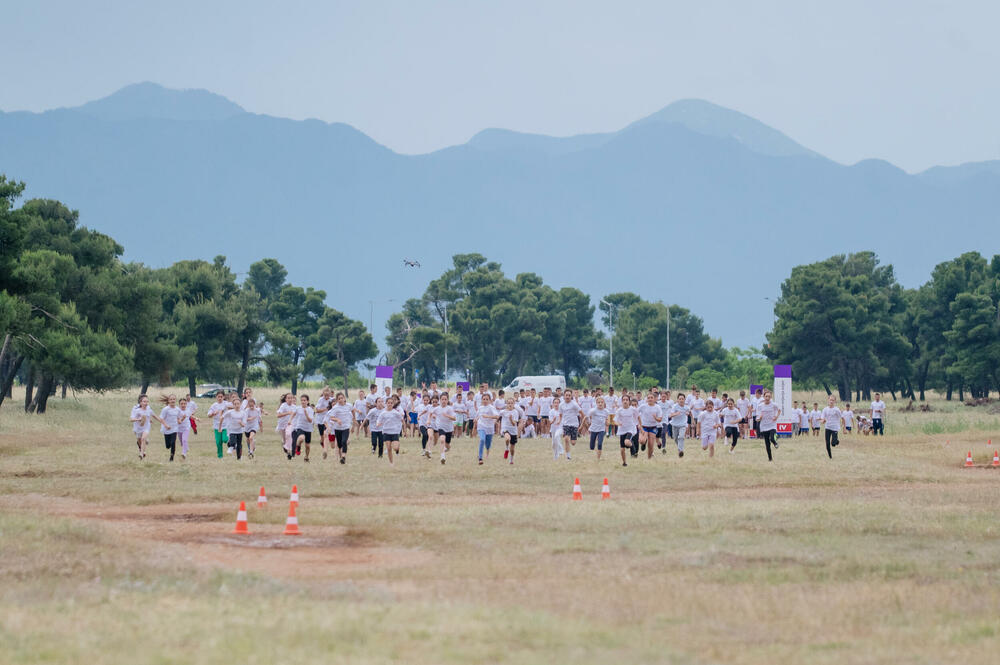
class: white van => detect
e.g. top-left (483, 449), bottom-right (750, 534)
top-left (502, 375), bottom-right (566, 393)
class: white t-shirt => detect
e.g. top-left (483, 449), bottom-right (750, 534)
top-left (500, 408), bottom-right (520, 435)
top-left (736, 398), bottom-right (751, 418)
top-left (222, 408), bottom-right (245, 434)
top-left (558, 400), bottom-right (582, 428)
top-left (244, 407), bottom-right (262, 432)
top-left (587, 408), bottom-right (609, 433)
top-left (668, 404), bottom-right (690, 428)
top-left (689, 397), bottom-right (705, 418)
top-left (757, 402), bottom-right (781, 431)
top-left (207, 401), bottom-right (228, 430)
top-left (537, 396), bottom-right (554, 414)
top-left (798, 408), bottom-right (810, 428)
top-left (720, 407), bottom-right (741, 428)
top-left (697, 410), bottom-right (720, 434)
top-left (523, 396), bottom-right (539, 416)
top-left (842, 409), bottom-right (855, 428)
top-left (416, 403), bottom-right (431, 427)
top-left (377, 407), bottom-right (405, 435)
top-left (809, 410), bottom-right (823, 427)
top-left (159, 406), bottom-right (183, 434)
top-left (436, 405), bottom-right (456, 433)
top-left (276, 403), bottom-right (296, 431)
top-left (366, 407), bottom-right (382, 432)
top-left (578, 396), bottom-right (596, 413)
top-left (329, 403), bottom-right (354, 430)
top-left (638, 403), bottom-right (663, 427)
top-left (821, 406), bottom-right (843, 432)
top-left (131, 405), bottom-right (154, 434)
top-left (292, 406), bottom-right (315, 432)
top-left (353, 399), bottom-right (368, 420)
top-left (477, 405), bottom-right (499, 432)
top-left (615, 406), bottom-right (638, 434)
top-left (871, 400), bottom-right (886, 419)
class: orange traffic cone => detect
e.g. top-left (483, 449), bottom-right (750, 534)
top-left (572, 478), bottom-right (582, 501)
top-left (283, 502), bottom-right (301, 535)
top-left (232, 501), bottom-right (250, 534)
top-left (257, 486), bottom-right (267, 508)
top-left (965, 451), bottom-right (974, 467)
top-left (601, 478), bottom-right (610, 500)
top-left (992, 449), bottom-right (999, 467)
top-left (289, 484), bottom-right (299, 508)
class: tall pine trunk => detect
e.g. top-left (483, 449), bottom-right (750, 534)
top-left (188, 376), bottom-right (197, 398)
top-left (140, 379), bottom-right (150, 395)
top-left (23, 365), bottom-right (34, 412)
top-left (0, 353), bottom-right (24, 408)
top-left (31, 373), bottom-right (55, 414)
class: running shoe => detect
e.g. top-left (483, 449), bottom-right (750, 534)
top-left (478, 459), bottom-right (483, 465)
top-left (503, 450), bottom-right (509, 459)
top-left (622, 462), bottom-right (627, 467)
top-left (441, 458), bottom-right (446, 465)
top-left (323, 450), bottom-right (328, 460)
top-left (773, 441), bottom-right (779, 449)
top-left (678, 450), bottom-right (684, 458)
top-left (340, 458), bottom-right (346, 464)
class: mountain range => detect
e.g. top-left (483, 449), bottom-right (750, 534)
top-left (1, 82), bottom-right (997, 351)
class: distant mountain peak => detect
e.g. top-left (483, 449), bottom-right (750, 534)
top-left (72, 82), bottom-right (245, 122)
top-left (627, 98), bottom-right (820, 159)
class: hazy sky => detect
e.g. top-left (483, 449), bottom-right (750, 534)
top-left (3, 1), bottom-right (997, 172)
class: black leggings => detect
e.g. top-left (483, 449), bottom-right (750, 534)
top-left (371, 431), bottom-right (383, 456)
top-left (229, 432), bottom-right (243, 460)
top-left (589, 431), bottom-right (604, 450)
top-left (420, 426), bottom-right (429, 449)
top-left (761, 429), bottom-right (776, 461)
top-left (164, 432), bottom-right (177, 459)
top-left (335, 428), bottom-right (350, 451)
top-left (726, 426), bottom-right (740, 447)
top-left (824, 429), bottom-right (838, 458)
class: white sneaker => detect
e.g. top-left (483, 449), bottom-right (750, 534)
top-left (728, 447), bottom-right (735, 454)
top-left (227, 447), bottom-right (234, 454)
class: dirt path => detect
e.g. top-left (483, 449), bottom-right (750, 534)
top-left (0, 494), bottom-right (432, 580)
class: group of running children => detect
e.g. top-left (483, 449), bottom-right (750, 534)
top-left (128, 382), bottom-right (888, 466)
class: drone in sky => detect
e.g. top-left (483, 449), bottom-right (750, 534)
top-left (403, 259), bottom-right (422, 268)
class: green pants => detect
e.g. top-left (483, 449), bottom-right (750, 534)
top-left (214, 429), bottom-right (228, 458)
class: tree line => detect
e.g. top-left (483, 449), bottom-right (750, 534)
top-left (766, 251), bottom-right (1000, 401)
top-left (383, 254), bottom-right (771, 389)
top-left (0, 176), bottom-right (375, 413)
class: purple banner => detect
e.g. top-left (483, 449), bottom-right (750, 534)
top-left (375, 365), bottom-right (394, 379)
top-left (456, 381), bottom-right (470, 393)
top-left (750, 384), bottom-right (764, 395)
top-left (774, 365), bottom-right (792, 379)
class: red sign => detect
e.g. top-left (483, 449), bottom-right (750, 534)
top-left (777, 422), bottom-right (794, 433)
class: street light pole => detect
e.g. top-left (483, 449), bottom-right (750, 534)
top-left (600, 299), bottom-right (617, 389)
top-left (666, 304), bottom-right (671, 391)
top-left (443, 301), bottom-right (448, 382)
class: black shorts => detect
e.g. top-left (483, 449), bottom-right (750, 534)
top-left (506, 434), bottom-right (518, 444)
top-left (292, 430), bottom-right (311, 444)
top-left (439, 431), bottom-right (453, 444)
top-left (317, 424), bottom-right (326, 437)
top-left (739, 418), bottom-right (747, 424)
top-left (384, 433), bottom-right (400, 442)
top-left (563, 425), bottom-right (578, 441)
top-left (228, 432), bottom-right (243, 445)
top-left (334, 428), bottom-right (349, 450)
top-left (619, 432), bottom-right (635, 448)
top-left (540, 416), bottom-right (549, 421)
top-left (531, 416), bottom-right (540, 423)
top-left (245, 429), bottom-right (257, 436)
top-left (725, 426), bottom-right (739, 439)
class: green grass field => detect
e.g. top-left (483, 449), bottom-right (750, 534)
top-left (2, 388), bottom-right (999, 664)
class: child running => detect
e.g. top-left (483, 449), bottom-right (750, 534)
top-left (276, 393), bottom-right (296, 458)
top-left (615, 395), bottom-right (639, 466)
top-left (376, 395), bottom-right (406, 465)
top-left (820, 395), bottom-right (844, 459)
top-left (720, 397), bottom-right (741, 454)
top-left (586, 396), bottom-right (609, 460)
top-left (366, 397), bottom-right (384, 458)
top-left (291, 394), bottom-right (314, 461)
top-left (499, 398), bottom-right (520, 464)
top-left (637, 393), bottom-right (663, 460)
top-left (129, 394), bottom-right (161, 460)
top-left (221, 394), bottom-right (247, 460)
top-left (435, 394), bottom-right (457, 465)
top-left (206, 392), bottom-right (230, 459)
top-left (326, 392), bottom-right (354, 464)
top-left (176, 396), bottom-right (199, 460)
top-left (244, 398), bottom-right (262, 460)
top-left (667, 393), bottom-right (690, 458)
top-left (475, 398), bottom-right (500, 465)
top-left (416, 393), bottom-right (432, 458)
top-left (158, 394), bottom-right (184, 462)
top-left (696, 398), bottom-right (722, 457)
top-left (756, 391), bottom-right (781, 462)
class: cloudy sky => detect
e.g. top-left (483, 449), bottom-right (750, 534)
top-left (3, 1), bottom-right (996, 172)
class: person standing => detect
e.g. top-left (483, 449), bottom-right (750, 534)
top-left (870, 393), bottom-right (886, 435)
